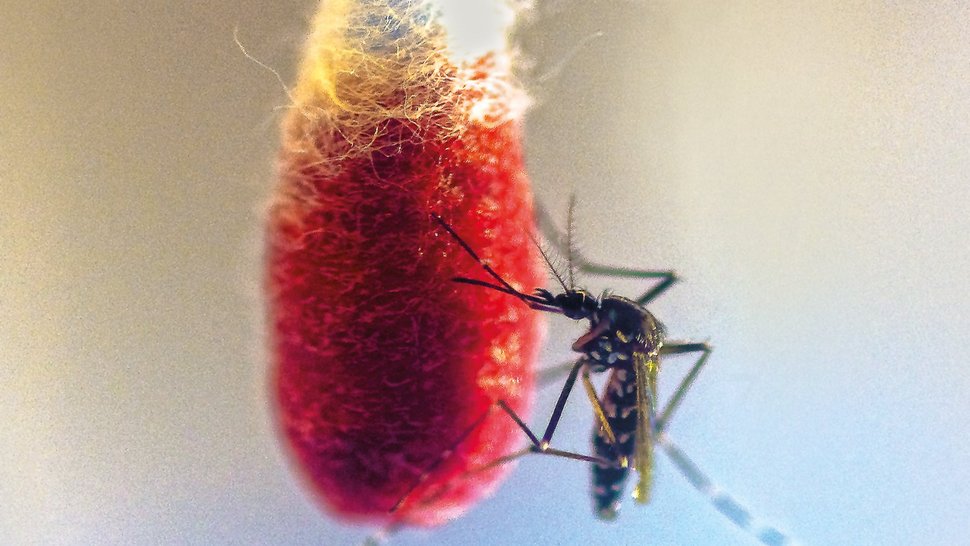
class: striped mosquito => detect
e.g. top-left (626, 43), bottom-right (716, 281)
top-left (428, 205), bottom-right (795, 546)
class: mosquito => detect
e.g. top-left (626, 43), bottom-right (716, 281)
top-left (428, 205), bottom-right (795, 546)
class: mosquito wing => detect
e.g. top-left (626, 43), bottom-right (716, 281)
top-left (632, 349), bottom-right (660, 504)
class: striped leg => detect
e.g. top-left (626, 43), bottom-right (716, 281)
top-left (655, 342), bottom-right (797, 545)
top-left (657, 434), bottom-right (797, 546)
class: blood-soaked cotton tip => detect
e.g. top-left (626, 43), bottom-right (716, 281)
top-left (266, 0), bottom-right (543, 528)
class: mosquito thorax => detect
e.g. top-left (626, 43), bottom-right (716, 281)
top-left (581, 296), bottom-right (666, 373)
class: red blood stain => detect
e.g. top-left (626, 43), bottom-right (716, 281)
top-left (266, 57), bottom-right (544, 527)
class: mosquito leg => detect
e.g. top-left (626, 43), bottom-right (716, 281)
top-left (422, 394), bottom-right (633, 512)
top-left (385, 445), bottom-right (534, 523)
top-left (375, 403), bottom-right (510, 544)
top-left (496, 400), bottom-right (619, 466)
top-left (656, 341), bottom-right (712, 433)
top-left (538, 357), bottom-right (586, 448)
top-left (391, 357), bottom-right (623, 517)
top-left (498, 358), bottom-right (599, 454)
top-left (397, 411), bottom-right (622, 529)
top-left (389, 404), bottom-right (496, 513)
top-left (586, 264), bottom-right (677, 306)
top-left (536, 358), bottom-right (582, 389)
top-left (657, 433), bottom-right (797, 546)
top-left (497, 355), bottom-right (621, 467)
top-left (534, 358), bottom-right (624, 462)
top-left (388, 391), bottom-right (619, 520)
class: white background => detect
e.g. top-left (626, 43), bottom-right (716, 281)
top-left (3, 1), bottom-right (969, 545)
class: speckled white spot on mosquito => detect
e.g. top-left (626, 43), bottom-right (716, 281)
top-left (616, 352), bottom-right (629, 361)
top-left (591, 351), bottom-right (602, 360)
top-left (612, 379), bottom-right (625, 395)
top-left (617, 433), bottom-right (631, 444)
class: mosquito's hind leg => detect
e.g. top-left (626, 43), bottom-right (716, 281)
top-left (534, 202), bottom-right (677, 305)
top-left (657, 434), bottom-right (797, 546)
top-left (652, 342), bottom-right (797, 546)
top-left (656, 341), bottom-right (712, 433)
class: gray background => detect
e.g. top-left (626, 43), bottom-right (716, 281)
top-left (3, 1), bottom-right (969, 545)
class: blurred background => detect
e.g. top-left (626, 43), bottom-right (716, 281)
top-left (3, 1), bottom-right (969, 545)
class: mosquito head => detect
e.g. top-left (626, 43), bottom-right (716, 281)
top-left (540, 288), bottom-right (598, 321)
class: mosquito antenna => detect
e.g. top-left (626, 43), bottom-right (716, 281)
top-left (530, 231), bottom-right (569, 293)
top-left (566, 194), bottom-right (579, 289)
